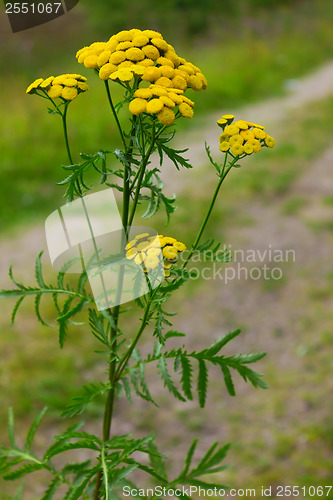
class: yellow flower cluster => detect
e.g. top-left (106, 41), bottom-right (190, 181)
top-left (125, 233), bottom-right (186, 278)
top-left (129, 83), bottom-right (194, 125)
top-left (217, 115), bottom-right (275, 156)
top-left (76, 28), bottom-right (207, 93)
top-left (26, 74), bottom-right (89, 101)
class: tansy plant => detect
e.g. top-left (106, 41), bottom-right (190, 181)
top-left (0, 28), bottom-right (275, 499)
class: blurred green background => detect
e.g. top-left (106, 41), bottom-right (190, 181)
top-left (1, 0), bottom-right (333, 497)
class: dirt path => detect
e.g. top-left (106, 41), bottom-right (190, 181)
top-left (159, 59), bottom-right (333, 191)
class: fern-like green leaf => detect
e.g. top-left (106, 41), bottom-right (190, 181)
top-left (180, 355), bottom-right (193, 400)
top-left (25, 407), bottom-right (47, 452)
top-left (157, 355), bottom-right (186, 402)
top-left (220, 365), bottom-right (235, 396)
top-left (197, 359), bottom-right (208, 408)
top-left (41, 476), bottom-right (63, 500)
top-left (3, 462), bottom-right (44, 481)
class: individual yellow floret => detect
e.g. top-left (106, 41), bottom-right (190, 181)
top-left (252, 127), bottom-right (267, 140)
top-left (160, 66), bottom-right (175, 79)
top-left (160, 237), bottom-right (177, 245)
top-left (233, 120), bottom-right (248, 130)
top-left (219, 133), bottom-right (229, 143)
top-left (172, 75), bottom-right (187, 91)
top-left (247, 139), bottom-right (261, 153)
top-left (142, 66), bottom-right (161, 82)
top-left (140, 58), bottom-right (155, 67)
top-left (243, 143), bottom-right (254, 155)
top-left (26, 78), bottom-right (44, 94)
top-left (142, 44), bottom-right (160, 60)
top-left (264, 135), bottom-right (275, 148)
top-left (134, 88), bottom-right (153, 99)
top-left (115, 30), bottom-right (134, 42)
top-left (110, 68), bottom-right (133, 82)
top-left (117, 41), bottom-right (133, 51)
top-left (47, 84), bottom-right (63, 99)
top-left (165, 50), bottom-right (180, 66)
top-left (224, 124), bottom-right (240, 136)
top-left (62, 87), bottom-right (78, 100)
top-left (155, 76), bottom-right (173, 88)
top-left (109, 51), bottom-right (127, 64)
top-left (84, 55), bottom-right (99, 69)
top-left (151, 38), bottom-right (169, 52)
top-left (219, 142), bottom-right (230, 152)
top-left (240, 129), bottom-right (255, 141)
top-left (173, 241), bottom-right (187, 251)
top-left (132, 34), bottom-right (149, 47)
top-left (163, 246), bottom-right (178, 261)
top-left (230, 144), bottom-right (244, 156)
top-left (188, 75), bottom-right (203, 91)
top-left (217, 118), bottom-right (228, 128)
top-left (159, 95), bottom-right (176, 108)
top-left (126, 47), bottom-right (145, 62)
top-left (156, 56), bottom-right (174, 68)
top-left (78, 82), bottom-right (89, 92)
top-left (99, 63), bottom-right (117, 80)
top-left (98, 51), bottom-right (111, 67)
top-left (157, 107), bottom-right (176, 125)
top-left (179, 102), bottom-right (194, 118)
top-left (146, 98), bottom-right (164, 114)
top-left (63, 78), bottom-right (77, 87)
top-left (39, 76), bottom-right (54, 88)
top-left (150, 85), bottom-right (168, 97)
top-left (222, 114), bottom-right (235, 121)
top-left (129, 98), bottom-right (147, 115)
top-left (229, 134), bottom-right (244, 146)
top-left (143, 29), bottom-right (163, 39)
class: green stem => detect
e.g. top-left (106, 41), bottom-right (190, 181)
top-left (114, 292), bottom-right (155, 382)
top-left (104, 80), bottom-right (127, 150)
top-left (182, 156), bottom-right (237, 270)
top-left (128, 120), bottom-right (156, 227)
top-left (61, 103), bottom-right (73, 165)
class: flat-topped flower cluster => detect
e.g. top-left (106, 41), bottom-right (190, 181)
top-left (218, 114), bottom-right (275, 157)
top-left (125, 233), bottom-right (186, 277)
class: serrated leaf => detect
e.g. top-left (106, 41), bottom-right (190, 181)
top-left (25, 407), bottom-right (47, 452)
top-left (45, 440), bottom-right (100, 460)
top-left (180, 355), bottom-right (193, 400)
top-left (147, 440), bottom-right (168, 482)
top-left (164, 330), bottom-right (186, 340)
top-left (11, 296), bottom-right (25, 326)
top-left (182, 438), bottom-right (198, 476)
top-left (204, 329), bottom-right (241, 357)
top-left (35, 251), bottom-right (46, 288)
top-left (63, 467), bottom-right (98, 500)
top-left (157, 355), bottom-right (186, 402)
top-left (197, 359), bottom-right (208, 408)
top-left (120, 377), bottom-right (133, 403)
top-left (41, 476), bottom-right (63, 500)
top-left (220, 365), bottom-right (235, 396)
top-left (35, 293), bottom-right (54, 327)
top-left (4, 462), bottom-right (44, 481)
